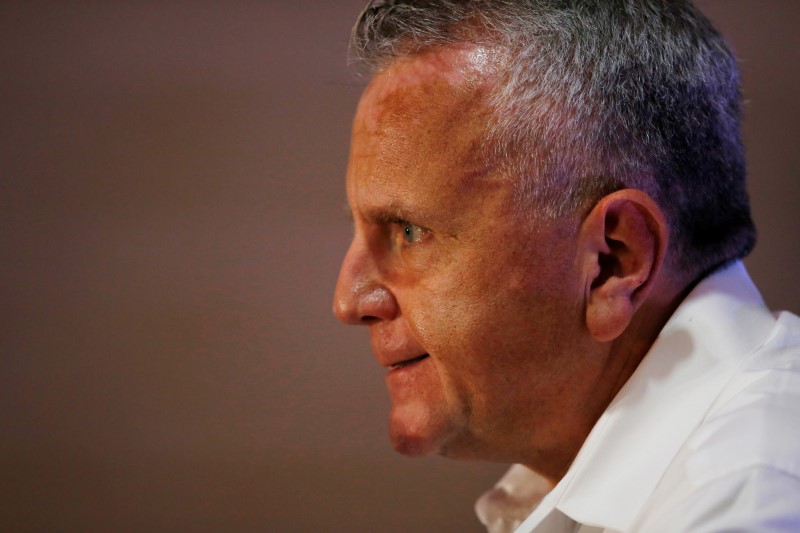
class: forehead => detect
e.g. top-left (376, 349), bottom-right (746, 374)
top-left (357, 45), bottom-right (495, 132)
top-left (349, 46), bottom-right (504, 215)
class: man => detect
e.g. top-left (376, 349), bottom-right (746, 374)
top-left (333, 1), bottom-right (800, 531)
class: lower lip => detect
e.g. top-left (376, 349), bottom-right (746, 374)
top-left (385, 355), bottom-right (433, 395)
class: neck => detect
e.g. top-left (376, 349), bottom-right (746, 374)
top-left (529, 267), bottom-right (695, 485)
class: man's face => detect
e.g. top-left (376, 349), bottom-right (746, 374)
top-left (334, 46), bottom-right (598, 465)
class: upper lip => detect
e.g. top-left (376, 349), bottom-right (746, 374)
top-left (369, 324), bottom-right (429, 368)
top-left (373, 344), bottom-right (430, 369)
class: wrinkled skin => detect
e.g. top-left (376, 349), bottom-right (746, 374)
top-left (333, 46), bottom-right (645, 479)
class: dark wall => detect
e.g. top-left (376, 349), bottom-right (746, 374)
top-left (1, 1), bottom-right (797, 531)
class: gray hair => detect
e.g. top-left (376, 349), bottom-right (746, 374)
top-left (350, 0), bottom-right (756, 278)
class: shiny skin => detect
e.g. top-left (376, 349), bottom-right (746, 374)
top-left (333, 46), bottom-right (622, 478)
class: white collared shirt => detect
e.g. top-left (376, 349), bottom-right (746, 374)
top-left (476, 262), bottom-right (800, 532)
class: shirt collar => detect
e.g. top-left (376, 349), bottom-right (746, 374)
top-left (505, 261), bottom-right (777, 531)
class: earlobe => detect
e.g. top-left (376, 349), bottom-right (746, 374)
top-left (582, 190), bottom-right (668, 342)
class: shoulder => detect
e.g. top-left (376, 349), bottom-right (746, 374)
top-left (631, 310), bottom-right (800, 531)
top-left (633, 466), bottom-right (800, 532)
top-left (691, 310), bottom-right (800, 478)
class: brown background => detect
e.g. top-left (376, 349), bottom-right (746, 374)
top-left (0, 1), bottom-right (797, 531)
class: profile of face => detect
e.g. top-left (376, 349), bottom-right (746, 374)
top-left (333, 46), bottom-right (604, 467)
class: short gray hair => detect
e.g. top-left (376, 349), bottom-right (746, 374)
top-left (350, 0), bottom-right (756, 278)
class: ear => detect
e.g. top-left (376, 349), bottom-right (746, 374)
top-left (579, 189), bottom-right (668, 342)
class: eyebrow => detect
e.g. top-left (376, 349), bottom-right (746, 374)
top-left (362, 202), bottom-right (414, 225)
top-left (348, 199), bottom-right (430, 227)
top-left (341, 203), bottom-right (401, 225)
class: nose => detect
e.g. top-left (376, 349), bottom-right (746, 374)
top-left (333, 239), bottom-right (398, 325)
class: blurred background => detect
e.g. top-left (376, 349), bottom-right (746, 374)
top-left (1, 1), bottom-right (797, 531)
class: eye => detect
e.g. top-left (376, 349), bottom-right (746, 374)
top-left (400, 221), bottom-right (426, 244)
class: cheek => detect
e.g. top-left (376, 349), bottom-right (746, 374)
top-left (406, 267), bottom-right (523, 378)
top-left (409, 252), bottom-right (581, 375)
top-left (405, 279), bottom-right (486, 350)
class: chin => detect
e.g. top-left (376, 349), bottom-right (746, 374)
top-left (385, 380), bottom-right (467, 457)
top-left (388, 413), bottom-right (481, 460)
top-left (389, 423), bottom-right (441, 457)
top-left (387, 411), bottom-right (458, 457)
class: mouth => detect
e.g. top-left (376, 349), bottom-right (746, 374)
top-left (390, 353), bottom-right (429, 370)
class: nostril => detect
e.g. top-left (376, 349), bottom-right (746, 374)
top-left (357, 286), bottom-right (398, 322)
